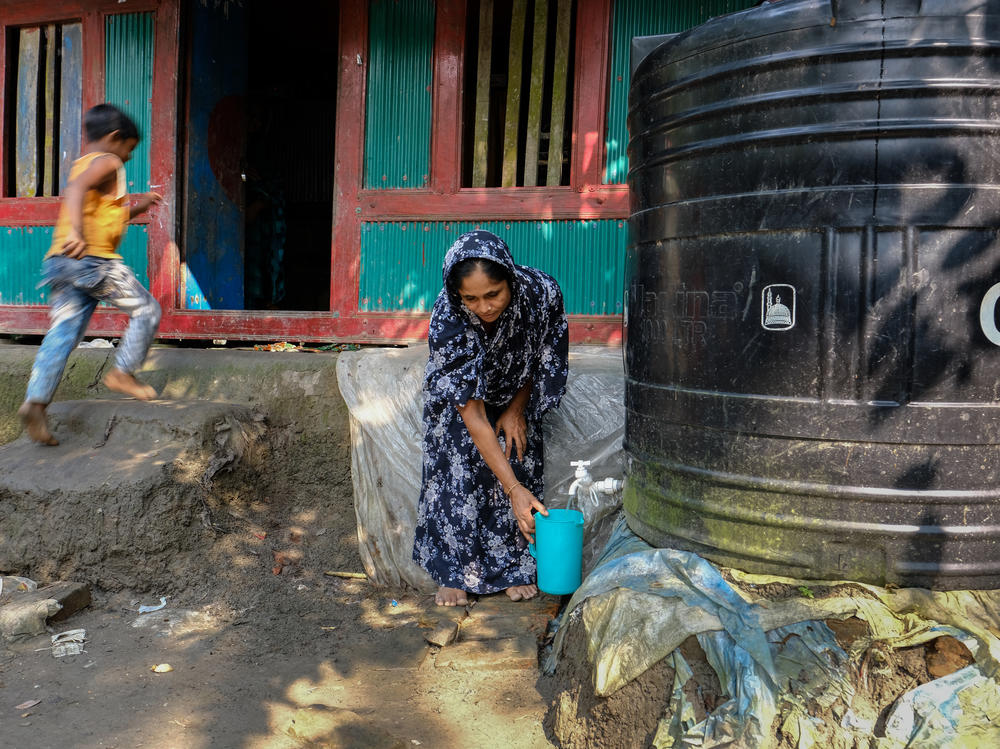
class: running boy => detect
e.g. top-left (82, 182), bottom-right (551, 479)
top-left (18, 104), bottom-right (163, 446)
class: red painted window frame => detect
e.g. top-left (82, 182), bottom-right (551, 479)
top-left (0, 0), bottom-right (623, 344)
top-left (328, 0), bottom-right (625, 345)
top-left (0, 0), bottom-right (178, 338)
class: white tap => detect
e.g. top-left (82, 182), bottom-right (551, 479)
top-left (568, 460), bottom-right (623, 497)
top-left (568, 460), bottom-right (593, 497)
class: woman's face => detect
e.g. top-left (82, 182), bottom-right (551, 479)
top-left (457, 266), bottom-right (511, 325)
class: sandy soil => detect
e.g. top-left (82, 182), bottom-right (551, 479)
top-left (0, 398), bottom-right (558, 748)
top-left (1, 569), bottom-right (557, 748)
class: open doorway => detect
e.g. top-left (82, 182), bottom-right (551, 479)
top-left (181, 0), bottom-right (337, 311)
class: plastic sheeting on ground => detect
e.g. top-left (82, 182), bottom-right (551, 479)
top-left (547, 515), bottom-right (1000, 749)
top-left (336, 345), bottom-right (625, 591)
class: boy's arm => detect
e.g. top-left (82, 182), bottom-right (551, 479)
top-left (60, 156), bottom-right (120, 258)
top-left (129, 192), bottom-right (162, 219)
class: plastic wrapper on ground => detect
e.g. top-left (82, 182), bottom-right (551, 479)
top-left (549, 515), bottom-right (1000, 749)
top-left (336, 345), bottom-right (624, 591)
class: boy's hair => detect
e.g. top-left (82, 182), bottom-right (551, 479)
top-left (84, 104), bottom-right (140, 142)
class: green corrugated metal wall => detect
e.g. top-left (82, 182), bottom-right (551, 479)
top-left (0, 225), bottom-right (149, 306)
top-left (365, 0), bottom-right (435, 189)
top-left (359, 220), bottom-right (627, 314)
top-left (0, 227), bottom-right (54, 305)
top-left (604, 0), bottom-right (757, 183)
top-left (105, 12), bottom-right (154, 192)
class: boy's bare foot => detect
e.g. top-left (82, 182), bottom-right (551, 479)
top-left (435, 586), bottom-right (469, 607)
top-left (18, 402), bottom-right (59, 446)
top-left (103, 368), bottom-right (157, 401)
top-left (505, 584), bottom-right (538, 602)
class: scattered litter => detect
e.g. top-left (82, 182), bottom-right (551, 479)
top-left (252, 532), bottom-right (267, 540)
top-left (0, 576), bottom-right (38, 596)
top-left (391, 599), bottom-right (399, 607)
top-left (316, 528), bottom-right (328, 536)
top-left (136, 596), bottom-right (168, 614)
top-left (252, 341), bottom-right (299, 352)
top-left (251, 341), bottom-right (361, 353)
top-left (15, 700), bottom-right (41, 711)
top-left (323, 570), bottom-right (367, 580)
top-left (50, 629), bottom-right (87, 658)
top-left (82, 661), bottom-right (96, 669)
top-left (411, 741), bottom-right (422, 746)
top-left (77, 338), bottom-right (113, 348)
top-left (151, 663), bottom-right (173, 673)
top-left (296, 584), bottom-right (308, 592)
top-left (320, 626), bottom-right (338, 631)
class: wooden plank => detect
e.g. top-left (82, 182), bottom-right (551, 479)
top-left (329, 0), bottom-right (369, 317)
top-left (43, 24), bottom-right (57, 196)
top-left (571, 0), bottom-right (612, 189)
top-left (15, 27), bottom-right (41, 198)
top-left (523, 0), bottom-right (548, 187)
top-left (148, 0), bottom-right (182, 310)
top-left (501, 0), bottom-right (528, 187)
top-left (148, 0), bottom-right (180, 312)
top-left (546, 0), bottom-right (571, 186)
top-left (354, 184), bottom-right (628, 220)
top-left (430, 0), bottom-right (466, 194)
top-left (59, 23), bottom-right (83, 195)
top-left (471, 0), bottom-right (494, 187)
top-left (0, 305), bottom-right (623, 346)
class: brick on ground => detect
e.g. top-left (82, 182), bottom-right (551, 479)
top-left (0, 581), bottom-right (91, 639)
top-left (435, 634), bottom-right (538, 671)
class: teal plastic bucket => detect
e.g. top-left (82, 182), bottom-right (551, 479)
top-left (529, 508), bottom-right (585, 595)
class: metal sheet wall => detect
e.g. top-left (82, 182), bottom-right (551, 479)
top-left (0, 225), bottom-right (149, 306)
top-left (604, 0), bottom-right (756, 184)
top-left (105, 12), bottom-right (154, 192)
top-left (364, 0), bottom-right (435, 189)
top-left (0, 227), bottom-right (54, 305)
top-left (359, 219), bottom-right (627, 314)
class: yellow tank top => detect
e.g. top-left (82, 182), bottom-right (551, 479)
top-left (47, 152), bottom-right (129, 259)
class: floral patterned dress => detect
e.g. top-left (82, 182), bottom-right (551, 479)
top-left (413, 230), bottom-right (569, 593)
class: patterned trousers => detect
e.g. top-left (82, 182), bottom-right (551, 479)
top-left (25, 256), bottom-right (161, 404)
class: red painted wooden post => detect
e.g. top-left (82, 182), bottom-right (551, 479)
top-left (571, 0), bottom-right (612, 191)
top-left (144, 0), bottom-right (180, 320)
top-left (329, 0), bottom-right (369, 326)
top-left (81, 10), bottom-right (103, 112)
top-left (0, 21), bottom-right (6, 197)
top-left (430, 0), bottom-right (466, 195)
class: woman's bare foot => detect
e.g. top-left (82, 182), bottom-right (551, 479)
top-left (18, 402), bottom-right (59, 446)
top-left (103, 368), bottom-right (157, 400)
top-left (505, 584), bottom-right (538, 602)
top-left (435, 586), bottom-right (469, 607)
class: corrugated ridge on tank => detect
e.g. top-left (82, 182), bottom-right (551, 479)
top-left (623, 0), bottom-right (1000, 590)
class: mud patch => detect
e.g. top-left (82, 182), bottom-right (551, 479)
top-left (0, 400), bottom-right (268, 595)
top-left (543, 608), bottom-right (964, 748)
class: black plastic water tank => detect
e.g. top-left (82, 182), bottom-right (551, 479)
top-left (624, 0), bottom-right (1000, 590)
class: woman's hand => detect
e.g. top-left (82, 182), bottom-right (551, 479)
top-left (495, 405), bottom-right (527, 461)
top-left (510, 484), bottom-right (547, 543)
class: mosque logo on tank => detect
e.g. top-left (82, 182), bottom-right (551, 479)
top-left (761, 284), bottom-right (796, 331)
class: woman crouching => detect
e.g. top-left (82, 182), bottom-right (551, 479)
top-left (413, 230), bottom-right (569, 606)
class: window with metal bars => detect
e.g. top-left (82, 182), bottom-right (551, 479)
top-left (3, 22), bottom-right (83, 197)
top-left (462, 0), bottom-right (576, 188)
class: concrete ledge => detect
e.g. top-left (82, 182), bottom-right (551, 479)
top-left (1, 346), bottom-right (350, 450)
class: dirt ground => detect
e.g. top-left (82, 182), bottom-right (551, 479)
top-left (543, 582), bottom-right (976, 748)
top-left (0, 397), bottom-right (560, 749)
top-left (0, 391), bottom-right (979, 748)
top-left (1, 576), bottom-right (558, 749)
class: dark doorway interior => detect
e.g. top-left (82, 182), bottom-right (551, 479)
top-left (182, 0), bottom-right (337, 312)
top-left (244, 1), bottom-right (337, 311)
